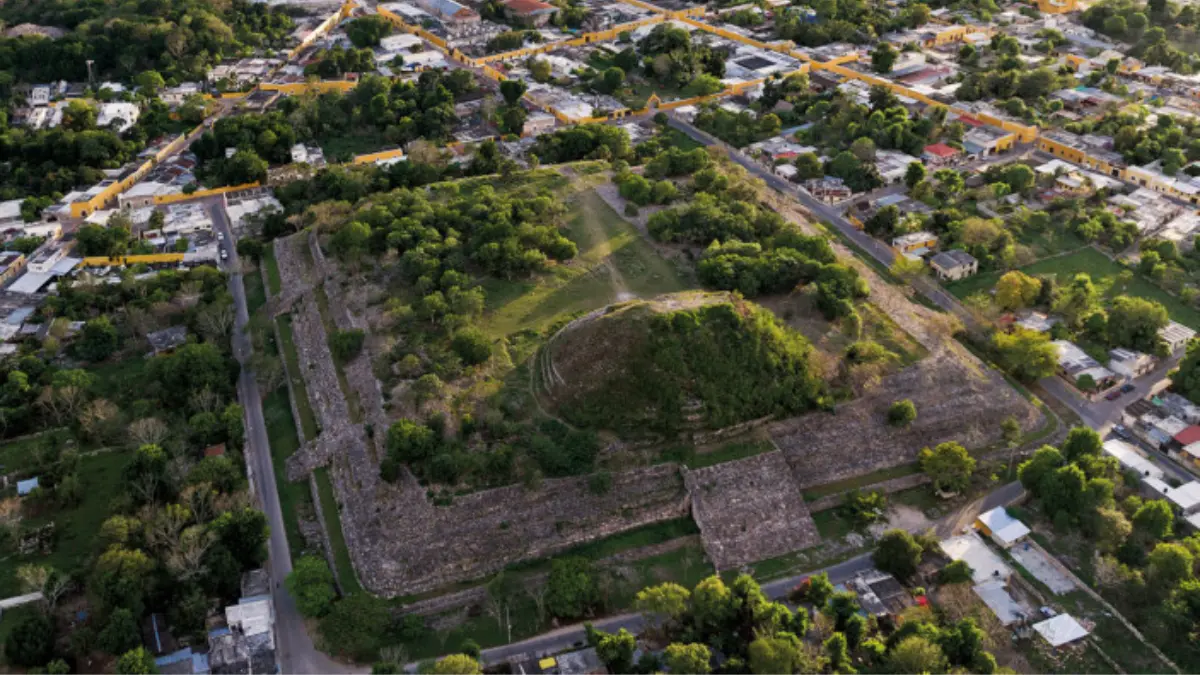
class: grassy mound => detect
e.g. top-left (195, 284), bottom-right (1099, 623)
top-left (545, 292), bottom-right (830, 435)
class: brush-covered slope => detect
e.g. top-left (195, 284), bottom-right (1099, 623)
top-left (545, 292), bottom-right (830, 435)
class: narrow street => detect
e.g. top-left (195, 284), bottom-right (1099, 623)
top-left (212, 203), bottom-right (351, 675)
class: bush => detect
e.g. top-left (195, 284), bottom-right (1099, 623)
top-left (328, 329), bottom-right (365, 362)
top-left (451, 328), bottom-right (492, 366)
top-left (5, 612), bottom-right (54, 667)
top-left (887, 399), bottom-right (917, 427)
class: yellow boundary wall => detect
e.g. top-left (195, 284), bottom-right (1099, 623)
top-left (351, 148), bottom-right (407, 164)
top-left (152, 182), bottom-right (262, 206)
top-left (82, 253), bottom-right (186, 267)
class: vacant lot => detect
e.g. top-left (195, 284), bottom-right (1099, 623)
top-left (0, 449), bottom-right (132, 596)
top-left (480, 189), bottom-right (692, 338)
top-left (948, 247), bottom-right (1200, 330)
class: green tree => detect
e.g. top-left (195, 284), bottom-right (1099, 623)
top-left (905, 161), bottom-right (927, 190)
top-left (748, 633), bottom-right (813, 674)
top-left (99, 607), bottom-right (142, 654)
top-left (451, 328), bottom-right (492, 366)
top-left (992, 328), bottom-right (1057, 381)
top-left (546, 557), bottom-right (599, 619)
top-left (328, 328), bottom-right (366, 362)
top-left (1174, 338), bottom-right (1200, 404)
top-left (529, 59), bottom-right (552, 82)
top-left (795, 152), bottom-right (824, 180)
top-left (888, 399), bottom-right (917, 427)
top-left (871, 43), bottom-right (898, 73)
top-left (888, 636), bottom-right (946, 674)
top-left (824, 632), bottom-right (854, 674)
top-left (500, 80), bottom-right (527, 106)
top-left (635, 582), bottom-right (691, 621)
top-left (808, 571), bottom-right (836, 608)
top-left (1018, 445), bottom-right (1064, 491)
top-left (939, 559), bottom-right (974, 584)
top-left (1133, 499), bottom-right (1175, 542)
top-left (1062, 427), bottom-right (1103, 461)
top-left (4, 612), bottom-right (54, 667)
top-left (286, 556), bottom-right (337, 618)
top-left (1107, 295), bottom-right (1168, 353)
top-left (994, 270), bottom-right (1041, 311)
top-left (594, 628), bottom-right (636, 672)
top-left (873, 529), bottom-right (923, 581)
top-left (77, 316), bottom-right (119, 362)
top-left (115, 647), bottom-right (158, 674)
top-left (665, 643), bottom-right (711, 674)
top-left (920, 442), bottom-right (975, 494)
top-left (1002, 164), bottom-right (1035, 194)
top-left (212, 507), bottom-right (269, 570)
top-left (319, 594), bottom-right (390, 661)
top-left (429, 654), bottom-right (483, 674)
top-left (1149, 542), bottom-right (1195, 587)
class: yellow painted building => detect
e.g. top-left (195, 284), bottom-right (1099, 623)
top-left (82, 254), bottom-right (186, 267)
top-left (1037, 0), bottom-right (1078, 14)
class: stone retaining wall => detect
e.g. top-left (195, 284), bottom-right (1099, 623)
top-left (807, 473), bottom-right (931, 512)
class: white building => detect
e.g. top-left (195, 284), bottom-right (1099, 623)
top-left (940, 532), bottom-right (1013, 584)
top-left (1160, 321), bottom-right (1196, 354)
top-left (1108, 348), bottom-right (1156, 380)
top-left (1033, 614), bottom-right (1090, 648)
top-left (975, 507), bottom-right (1031, 548)
top-left (97, 102), bottom-right (140, 133)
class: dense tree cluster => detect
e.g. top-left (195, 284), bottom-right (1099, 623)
top-left (193, 71), bottom-right (475, 184)
top-left (0, 0), bottom-right (295, 83)
top-left (774, 0), bottom-right (924, 48)
top-left (530, 125), bottom-right (632, 164)
top-left (636, 24), bottom-right (725, 91)
top-left (557, 300), bottom-right (830, 433)
top-left (1083, 0), bottom-right (1199, 71)
top-left (0, 107), bottom-right (141, 199)
top-left (693, 105), bottom-right (782, 148)
top-left (304, 45), bottom-right (376, 78)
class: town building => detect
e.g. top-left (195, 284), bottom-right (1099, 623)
top-left (1108, 348), bottom-right (1156, 380)
top-left (928, 249), bottom-right (977, 281)
top-left (891, 231), bottom-right (938, 258)
top-left (974, 507), bottom-right (1031, 549)
top-left (1160, 321), bottom-right (1196, 354)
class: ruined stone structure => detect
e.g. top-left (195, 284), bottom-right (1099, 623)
top-left (684, 451), bottom-right (820, 570)
top-left (770, 344), bottom-right (1039, 489)
top-left (272, 225), bottom-right (1044, 597)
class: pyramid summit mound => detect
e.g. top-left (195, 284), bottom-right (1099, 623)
top-left (541, 292), bottom-right (831, 435)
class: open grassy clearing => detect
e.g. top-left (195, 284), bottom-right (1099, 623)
top-left (314, 467), bottom-right (362, 595)
top-left (276, 314), bottom-right (318, 440)
top-left (947, 247), bottom-right (1200, 330)
top-left (262, 388), bottom-right (311, 560)
top-left (0, 429), bottom-right (71, 475)
top-left (0, 449), bottom-right (133, 597)
top-left (479, 189), bottom-right (692, 338)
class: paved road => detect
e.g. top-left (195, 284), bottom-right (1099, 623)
top-left (665, 117), bottom-right (979, 321)
top-left (478, 479), bottom-right (1023, 668)
top-left (212, 204), bottom-right (350, 675)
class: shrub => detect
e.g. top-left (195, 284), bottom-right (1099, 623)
top-left (451, 328), bottom-right (492, 366)
top-left (328, 329), bottom-right (365, 362)
top-left (887, 399), bottom-right (917, 427)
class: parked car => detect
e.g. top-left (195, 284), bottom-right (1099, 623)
top-left (1121, 383), bottom-right (1136, 394)
top-left (219, 248), bottom-right (228, 261)
top-left (1105, 390), bottom-right (1122, 401)
top-left (1113, 424), bottom-right (1130, 439)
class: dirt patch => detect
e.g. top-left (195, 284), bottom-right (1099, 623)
top-left (869, 504), bottom-right (934, 538)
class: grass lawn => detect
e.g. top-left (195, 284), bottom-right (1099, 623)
top-left (262, 387), bottom-right (311, 560)
top-left (276, 315), bottom-right (318, 440)
top-left (0, 449), bottom-right (133, 597)
top-left (244, 263), bottom-right (266, 315)
top-left (658, 128), bottom-right (704, 151)
top-left (314, 467), bottom-right (362, 595)
top-left (0, 429), bottom-right (71, 475)
top-left (314, 285), bottom-right (363, 424)
top-left (479, 189), bottom-right (692, 338)
top-left (947, 247), bottom-right (1200, 330)
top-left (263, 248), bottom-right (282, 297)
top-left (812, 509), bottom-right (856, 540)
top-left (88, 356), bottom-right (151, 406)
top-left (506, 516), bottom-right (700, 576)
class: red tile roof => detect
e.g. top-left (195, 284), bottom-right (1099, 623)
top-left (956, 114), bottom-right (985, 127)
top-left (1175, 426), bottom-right (1200, 446)
top-left (502, 0), bottom-right (556, 14)
top-left (923, 143), bottom-right (959, 158)
top-left (204, 443), bottom-right (227, 457)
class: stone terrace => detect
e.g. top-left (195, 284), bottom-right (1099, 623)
top-left (771, 344), bottom-right (1040, 488)
top-left (684, 451), bottom-right (820, 571)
